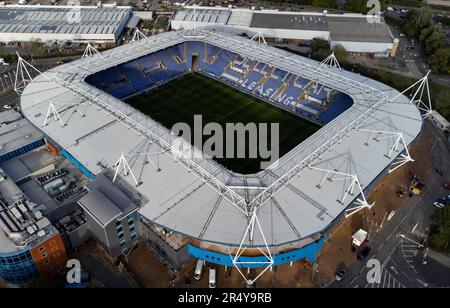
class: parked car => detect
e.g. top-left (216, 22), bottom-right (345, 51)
top-left (436, 198), bottom-right (448, 205)
top-left (335, 270), bottom-right (347, 282)
top-left (3, 105), bottom-right (11, 109)
top-left (194, 259), bottom-right (204, 281)
top-left (358, 246), bottom-right (371, 261)
top-left (209, 267), bottom-right (216, 289)
top-left (433, 202), bottom-right (445, 209)
top-left (443, 182), bottom-right (450, 190)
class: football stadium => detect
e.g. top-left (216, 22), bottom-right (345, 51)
top-left (19, 29), bottom-right (423, 282)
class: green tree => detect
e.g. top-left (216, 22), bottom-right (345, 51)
top-left (418, 26), bottom-right (434, 45)
top-left (428, 48), bottom-right (450, 74)
top-left (424, 24), bottom-right (446, 55)
top-left (332, 45), bottom-right (348, 64)
top-left (310, 38), bottom-right (331, 61)
top-left (430, 205), bottom-right (450, 252)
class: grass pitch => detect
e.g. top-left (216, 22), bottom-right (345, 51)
top-left (126, 73), bottom-right (319, 174)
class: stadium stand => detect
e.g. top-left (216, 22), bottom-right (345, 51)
top-left (85, 42), bottom-right (354, 124)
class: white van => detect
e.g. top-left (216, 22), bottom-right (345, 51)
top-left (209, 267), bottom-right (216, 288)
top-left (194, 259), bottom-right (204, 281)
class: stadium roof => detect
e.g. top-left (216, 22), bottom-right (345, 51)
top-left (20, 30), bottom-right (422, 248)
top-left (0, 5), bottom-right (132, 43)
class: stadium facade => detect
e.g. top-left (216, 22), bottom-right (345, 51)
top-left (0, 5), bottom-right (132, 44)
top-left (171, 6), bottom-right (399, 57)
top-left (19, 30), bottom-right (422, 277)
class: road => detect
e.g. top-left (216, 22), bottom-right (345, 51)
top-left (328, 119), bottom-right (450, 288)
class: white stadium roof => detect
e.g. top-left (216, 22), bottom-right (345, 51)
top-left (20, 30), bottom-right (422, 248)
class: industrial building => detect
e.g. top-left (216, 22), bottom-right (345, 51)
top-left (0, 5), bottom-right (133, 44)
top-left (78, 173), bottom-right (139, 257)
top-left (0, 165), bottom-right (68, 286)
top-left (171, 6), bottom-right (399, 57)
top-left (18, 29), bottom-right (423, 284)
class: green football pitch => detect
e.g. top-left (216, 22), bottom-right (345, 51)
top-left (126, 73), bottom-right (319, 174)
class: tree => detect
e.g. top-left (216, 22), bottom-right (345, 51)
top-left (401, 7), bottom-right (433, 38)
top-left (418, 26), bottom-right (434, 45)
top-left (428, 48), bottom-right (450, 74)
top-left (332, 45), bottom-right (348, 65)
top-left (424, 24), bottom-right (446, 55)
top-left (430, 205), bottom-right (450, 252)
top-left (310, 38), bottom-right (331, 61)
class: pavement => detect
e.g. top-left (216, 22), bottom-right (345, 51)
top-left (428, 248), bottom-right (450, 268)
top-left (327, 119), bottom-right (450, 288)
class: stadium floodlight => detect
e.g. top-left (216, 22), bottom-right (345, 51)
top-left (14, 53), bottom-right (54, 95)
top-left (82, 43), bottom-right (105, 61)
top-left (230, 211), bottom-right (274, 286)
top-left (308, 165), bottom-right (374, 218)
top-left (43, 101), bottom-right (65, 127)
top-left (249, 32), bottom-right (268, 46)
top-left (14, 53), bottom-right (35, 95)
top-left (390, 71), bottom-right (433, 118)
top-left (113, 153), bottom-right (140, 187)
top-left (131, 28), bottom-right (149, 43)
top-left (317, 51), bottom-right (341, 71)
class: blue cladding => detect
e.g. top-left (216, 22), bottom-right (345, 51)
top-left (188, 237), bottom-right (325, 268)
top-left (0, 139), bottom-right (45, 164)
top-left (0, 249), bottom-right (38, 286)
top-left (60, 150), bottom-right (95, 179)
top-left (85, 42), bottom-right (354, 124)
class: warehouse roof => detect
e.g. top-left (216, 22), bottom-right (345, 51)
top-left (172, 7), bottom-right (231, 24)
top-left (250, 13), bottom-right (328, 31)
top-left (328, 15), bottom-right (393, 43)
top-left (173, 7), bottom-right (394, 44)
top-left (0, 117), bottom-right (44, 157)
top-left (0, 5), bottom-right (131, 36)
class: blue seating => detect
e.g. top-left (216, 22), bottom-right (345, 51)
top-left (84, 41), bottom-right (350, 124)
top-left (319, 92), bottom-right (353, 123)
top-left (185, 41), bottom-right (207, 70)
top-left (240, 71), bottom-right (263, 91)
top-left (109, 83), bottom-right (134, 99)
top-left (206, 44), bottom-right (221, 63)
top-left (258, 77), bottom-right (284, 99)
top-left (308, 83), bottom-right (332, 102)
top-left (295, 75), bottom-right (310, 88)
top-left (272, 68), bottom-right (288, 79)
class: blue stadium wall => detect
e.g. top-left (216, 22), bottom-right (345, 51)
top-left (59, 150), bottom-right (96, 180)
top-left (188, 237), bottom-right (325, 268)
